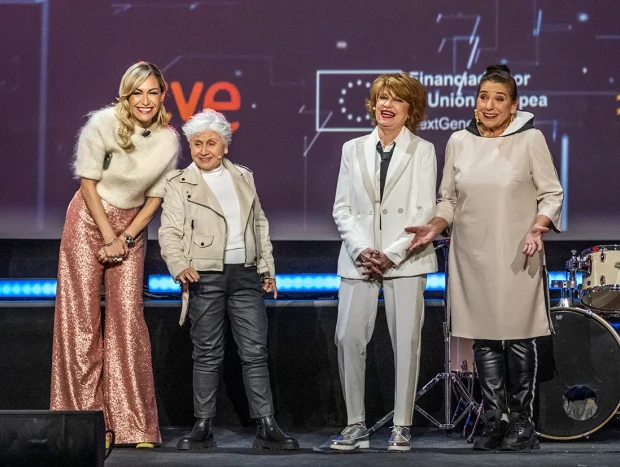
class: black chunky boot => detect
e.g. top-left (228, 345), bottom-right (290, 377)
top-left (473, 340), bottom-right (508, 451)
top-left (473, 411), bottom-right (508, 451)
top-left (177, 418), bottom-right (216, 450)
top-left (501, 339), bottom-right (539, 451)
top-left (501, 412), bottom-right (539, 451)
top-left (252, 416), bottom-right (299, 450)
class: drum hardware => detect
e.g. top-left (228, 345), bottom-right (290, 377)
top-left (579, 245), bottom-right (620, 313)
top-left (553, 250), bottom-right (581, 307)
top-left (365, 239), bottom-right (485, 439)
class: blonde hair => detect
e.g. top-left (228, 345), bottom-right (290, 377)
top-left (364, 72), bottom-right (427, 133)
top-left (114, 62), bottom-right (170, 152)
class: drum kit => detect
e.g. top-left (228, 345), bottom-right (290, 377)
top-left (366, 243), bottom-right (620, 442)
top-left (537, 245), bottom-right (620, 440)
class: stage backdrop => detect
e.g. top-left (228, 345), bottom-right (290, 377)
top-left (1, 0), bottom-right (618, 240)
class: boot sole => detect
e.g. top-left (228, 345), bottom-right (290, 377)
top-left (387, 444), bottom-right (411, 452)
top-left (253, 438), bottom-right (300, 450)
top-left (472, 440), bottom-right (502, 451)
top-left (329, 440), bottom-right (370, 451)
top-left (177, 439), bottom-right (217, 450)
top-left (500, 437), bottom-right (540, 451)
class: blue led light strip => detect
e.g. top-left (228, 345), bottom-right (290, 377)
top-left (0, 272), bottom-right (585, 298)
top-left (147, 272), bottom-right (583, 294)
top-left (0, 279), bottom-right (57, 298)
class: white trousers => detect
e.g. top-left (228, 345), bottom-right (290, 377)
top-left (335, 275), bottom-right (426, 426)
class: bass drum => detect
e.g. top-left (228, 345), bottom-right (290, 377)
top-left (535, 306), bottom-right (620, 440)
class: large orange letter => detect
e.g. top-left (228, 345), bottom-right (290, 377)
top-left (170, 81), bottom-right (204, 122)
top-left (204, 82), bottom-right (241, 130)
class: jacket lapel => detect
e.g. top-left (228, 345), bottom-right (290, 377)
top-left (223, 159), bottom-right (256, 227)
top-left (184, 164), bottom-right (225, 217)
top-left (381, 130), bottom-right (419, 203)
top-left (356, 132), bottom-right (377, 204)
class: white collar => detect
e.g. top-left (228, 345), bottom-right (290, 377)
top-left (372, 125), bottom-right (408, 151)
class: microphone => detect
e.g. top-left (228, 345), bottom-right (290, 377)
top-left (142, 129), bottom-right (151, 137)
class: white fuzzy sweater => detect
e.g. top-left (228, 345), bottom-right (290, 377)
top-left (72, 107), bottom-right (180, 209)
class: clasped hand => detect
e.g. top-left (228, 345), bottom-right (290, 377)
top-left (357, 248), bottom-right (393, 280)
top-left (96, 237), bottom-right (128, 264)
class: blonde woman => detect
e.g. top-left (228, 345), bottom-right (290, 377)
top-left (50, 62), bottom-right (179, 447)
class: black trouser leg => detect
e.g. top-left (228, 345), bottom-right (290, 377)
top-left (505, 338), bottom-right (536, 417)
top-left (500, 339), bottom-right (539, 451)
top-left (473, 339), bottom-right (507, 420)
top-left (226, 265), bottom-right (274, 419)
top-left (188, 272), bottom-right (228, 419)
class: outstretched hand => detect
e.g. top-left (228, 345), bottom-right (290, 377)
top-left (405, 225), bottom-right (438, 251)
top-left (523, 223), bottom-right (550, 257)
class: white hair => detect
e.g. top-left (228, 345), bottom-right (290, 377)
top-left (182, 109), bottom-right (233, 146)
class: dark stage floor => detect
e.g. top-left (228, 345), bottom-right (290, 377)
top-left (104, 422), bottom-right (620, 467)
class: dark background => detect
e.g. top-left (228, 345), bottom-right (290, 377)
top-left (1, 0), bottom-right (619, 241)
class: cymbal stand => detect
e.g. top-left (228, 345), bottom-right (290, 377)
top-left (553, 250), bottom-right (580, 307)
top-left (367, 239), bottom-right (485, 437)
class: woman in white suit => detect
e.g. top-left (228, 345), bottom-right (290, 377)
top-left (330, 72), bottom-right (437, 451)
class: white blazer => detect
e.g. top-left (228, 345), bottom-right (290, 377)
top-left (333, 126), bottom-right (438, 279)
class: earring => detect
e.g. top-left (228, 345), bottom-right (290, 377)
top-left (510, 113), bottom-right (515, 123)
top-left (474, 109), bottom-right (480, 123)
top-left (372, 106), bottom-right (376, 110)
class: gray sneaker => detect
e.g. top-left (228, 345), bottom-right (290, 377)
top-left (388, 425), bottom-right (411, 451)
top-left (330, 422), bottom-right (370, 451)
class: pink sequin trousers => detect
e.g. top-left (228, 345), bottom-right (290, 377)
top-left (50, 191), bottom-right (161, 444)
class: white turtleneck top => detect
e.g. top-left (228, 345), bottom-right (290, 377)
top-left (199, 163), bottom-right (245, 264)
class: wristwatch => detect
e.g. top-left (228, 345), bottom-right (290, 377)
top-left (122, 232), bottom-right (135, 247)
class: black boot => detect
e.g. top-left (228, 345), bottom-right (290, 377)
top-left (473, 410), bottom-right (508, 451)
top-left (473, 340), bottom-right (508, 451)
top-left (501, 339), bottom-right (539, 451)
top-left (501, 412), bottom-right (539, 451)
top-left (177, 418), bottom-right (216, 450)
top-left (252, 416), bottom-right (299, 450)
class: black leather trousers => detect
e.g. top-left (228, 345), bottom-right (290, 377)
top-left (473, 339), bottom-right (537, 419)
top-left (188, 265), bottom-right (274, 419)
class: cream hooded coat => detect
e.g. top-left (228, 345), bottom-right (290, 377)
top-left (437, 111), bottom-right (563, 340)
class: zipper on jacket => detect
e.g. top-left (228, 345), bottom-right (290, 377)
top-left (243, 206), bottom-right (253, 265)
top-left (187, 219), bottom-right (195, 258)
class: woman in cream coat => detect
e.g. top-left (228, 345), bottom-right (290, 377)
top-left (408, 65), bottom-right (563, 452)
top-left (331, 73), bottom-right (437, 452)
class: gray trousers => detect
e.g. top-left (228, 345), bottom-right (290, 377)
top-left (335, 276), bottom-right (426, 426)
top-left (188, 264), bottom-right (274, 419)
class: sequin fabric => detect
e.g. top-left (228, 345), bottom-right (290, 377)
top-left (50, 191), bottom-right (161, 444)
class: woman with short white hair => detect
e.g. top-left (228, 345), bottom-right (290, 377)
top-left (159, 109), bottom-right (298, 451)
